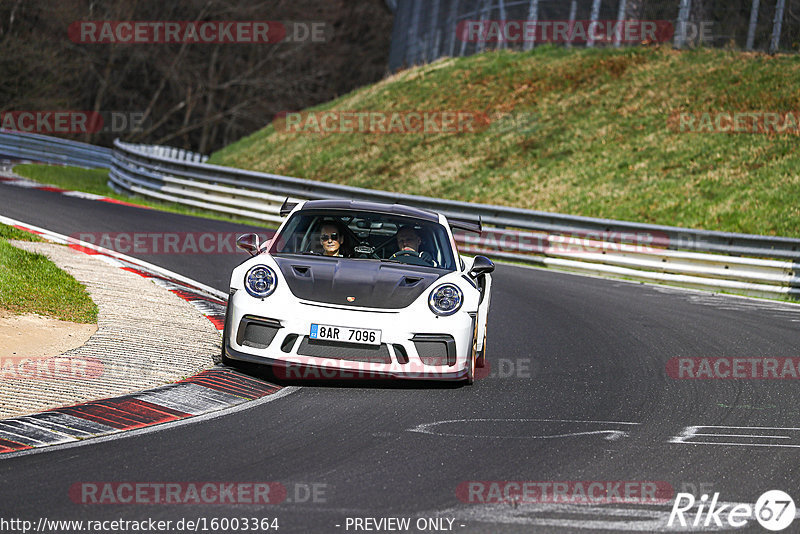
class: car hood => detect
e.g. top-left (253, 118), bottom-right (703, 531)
top-left (273, 256), bottom-right (446, 309)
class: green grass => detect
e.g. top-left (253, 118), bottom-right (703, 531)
top-left (0, 224), bottom-right (42, 242)
top-left (13, 164), bottom-right (111, 196)
top-left (0, 224), bottom-right (97, 323)
top-left (12, 164), bottom-right (275, 229)
top-left (210, 45), bottom-right (800, 238)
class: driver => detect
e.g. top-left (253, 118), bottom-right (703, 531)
top-left (391, 225), bottom-right (436, 265)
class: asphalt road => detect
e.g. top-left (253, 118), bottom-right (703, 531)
top-left (2, 183), bottom-right (800, 533)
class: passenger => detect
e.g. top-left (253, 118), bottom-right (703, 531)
top-left (319, 222), bottom-right (347, 257)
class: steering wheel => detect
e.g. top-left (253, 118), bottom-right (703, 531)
top-left (390, 250), bottom-right (419, 259)
top-left (391, 249), bottom-right (437, 267)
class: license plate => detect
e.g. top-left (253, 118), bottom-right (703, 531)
top-left (310, 324), bottom-right (382, 345)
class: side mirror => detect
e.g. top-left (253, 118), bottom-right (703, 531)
top-left (237, 233), bottom-right (261, 256)
top-left (469, 255), bottom-right (494, 279)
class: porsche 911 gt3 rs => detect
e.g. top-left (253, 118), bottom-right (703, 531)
top-left (222, 199), bottom-right (494, 384)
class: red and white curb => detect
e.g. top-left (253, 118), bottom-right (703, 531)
top-left (0, 215), bottom-right (288, 456)
top-left (0, 369), bottom-right (282, 454)
top-left (0, 169), bottom-right (149, 210)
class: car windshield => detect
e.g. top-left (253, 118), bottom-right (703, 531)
top-left (269, 210), bottom-right (457, 271)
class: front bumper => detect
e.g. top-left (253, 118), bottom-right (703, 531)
top-left (224, 290), bottom-right (475, 381)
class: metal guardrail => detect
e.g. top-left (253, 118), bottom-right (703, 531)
top-left (117, 142), bottom-right (209, 164)
top-left (108, 139), bottom-right (800, 300)
top-left (0, 130), bottom-right (796, 300)
top-left (0, 130), bottom-right (112, 168)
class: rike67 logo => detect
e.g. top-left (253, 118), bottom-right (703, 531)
top-left (668, 490), bottom-right (796, 531)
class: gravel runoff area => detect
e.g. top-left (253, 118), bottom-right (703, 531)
top-left (0, 240), bottom-right (220, 419)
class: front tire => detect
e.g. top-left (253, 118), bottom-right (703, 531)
top-left (221, 303), bottom-right (236, 367)
top-left (466, 323), bottom-right (477, 385)
top-left (476, 328), bottom-right (487, 369)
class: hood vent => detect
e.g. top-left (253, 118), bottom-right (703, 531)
top-left (292, 265), bottom-right (311, 277)
top-left (274, 257), bottom-right (445, 309)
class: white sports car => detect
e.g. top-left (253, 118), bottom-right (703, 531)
top-left (222, 199), bottom-right (494, 384)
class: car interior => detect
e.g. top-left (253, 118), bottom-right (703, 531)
top-left (271, 211), bottom-right (456, 270)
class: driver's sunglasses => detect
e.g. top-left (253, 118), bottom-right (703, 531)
top-left (320, 233), bottom-right (340, 242)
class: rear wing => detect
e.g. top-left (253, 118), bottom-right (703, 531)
top-left (280, 198), bottom-right (300, 217)
top-left (448, 216), bottom-right (482, 234)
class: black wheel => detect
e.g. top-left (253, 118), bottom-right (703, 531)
top-left (221, 334), bottom-right (234, 367)
top-left (466, 323), bottom-right (477, 385)
top-left (476, 328), bottom-right (487, 369)
top-left (220, 303), bottom-right (236, 367)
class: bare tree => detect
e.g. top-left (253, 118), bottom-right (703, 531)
top-left (0, 0), bottom-right (393, 152)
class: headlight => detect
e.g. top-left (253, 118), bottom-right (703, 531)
top-left (244, 265), bottom-right (277, 298)
top-left (428, 283), bottom-right (463, 316)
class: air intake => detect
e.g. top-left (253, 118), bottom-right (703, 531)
top-left (297, 337), bottom-right (391, 363)
top-left (237, 316), bottom-right (282, 349)
top-left (412, 334), bottom-right (456, 366)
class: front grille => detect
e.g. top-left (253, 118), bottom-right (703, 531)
top-left (297, 337), bottom-right (392, 363)
top-left (237, 317), bottom-right (281, 349)
top-left (413, 334), bottom-right (456, 366)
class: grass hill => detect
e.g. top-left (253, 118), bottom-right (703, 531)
top-left (209, 45), bottom-right (800, 237)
